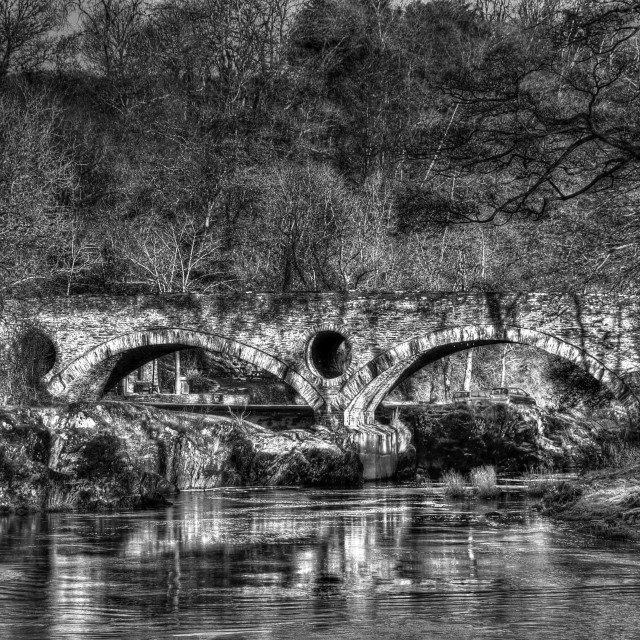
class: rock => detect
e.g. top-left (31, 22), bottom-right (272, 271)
top-left (395, 444), bottom-right (417, 480)
top-left (0, 402), bottom-right (363, 513)
top-left (482, 511), bottom-right (524, 525)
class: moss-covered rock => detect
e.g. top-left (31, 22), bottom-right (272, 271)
top-left (0, 402), bottom-right (362, 513)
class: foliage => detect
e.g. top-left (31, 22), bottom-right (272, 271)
top-left (0, 0), bottom-right (636, 405)
top-left (0, 320), bottom-right (56, 404)
top-left (441, 469), bottom-right (466, 497)
top-left (521, 465), bottom-right (561, 496)
top-left (413, 404), bottom-right (545, 473)
top-left (469, 464), bottom-right (499, 498)
top-left (575, 437), bottom-right (640, 472)
top-left (546, 359), bottom-right (615, 410)
top-left (0, 0), bottom-right (634, 300)
top-left (76, 432), bottom-right (131, 479)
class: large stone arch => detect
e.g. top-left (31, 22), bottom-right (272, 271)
top-left (337, 325), bottom-right (638, 427)
top-left (45, 328), bottom-right (325, 409)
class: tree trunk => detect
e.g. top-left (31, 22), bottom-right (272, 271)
top-left (500, 346), bottom-right (508, 387)
top-left (151, 359), bottom-right (158, 392)
top-left (174, 351), bottom-right (181, 395)
top-left (463, 349), bottom-right (473, 391)
top-left (442, 357), bottom-right (451, 402)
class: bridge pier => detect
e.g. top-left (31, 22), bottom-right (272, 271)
top-left (347, 421), bottom-right (413, 481)
top-left (313, 407), bottom-right (412, 481)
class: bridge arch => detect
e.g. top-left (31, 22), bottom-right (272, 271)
top-left (337, 325), bottom-right (638, 427)
top-left (46, 328), bottom-right (325, 409)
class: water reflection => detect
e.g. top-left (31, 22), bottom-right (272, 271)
top-left (1, 487), bottom-right (639, 639)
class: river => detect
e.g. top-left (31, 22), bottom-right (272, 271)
top-left (0, 486), bottom-right (639, 639)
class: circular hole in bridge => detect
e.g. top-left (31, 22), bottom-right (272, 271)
top-left (13, 326), bottom-right (56, 385)
top-left (308, 331), bottom-right (351, 379)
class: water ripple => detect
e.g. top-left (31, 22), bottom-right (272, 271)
top-left (0, 487), bottom-right (639, 639)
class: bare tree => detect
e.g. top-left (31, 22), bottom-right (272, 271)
top-left (143, 0), bottom-right (300, 111)
top-left (76, 0), bottom-right (147, 78)
top-left (443, 1), bottom-right (640, 221)
top-left (115, 208), bottom-right (226, 293)
top-left (226, 163), bottom-right (398, 292)
top-left (0, 0), bottom-right (68, 78)
top-left (0, 92), bottom-right (80, 295)
top-left (57, 214), bottom-right (102, 295)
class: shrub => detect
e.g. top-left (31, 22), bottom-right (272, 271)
top-left (76, 433), bottom-right (129, 479)
top-left (441, 469), bottom-right (466, 497)
top-left (411, 404), bottom-right (543, 474)
top-left (469, 465), bottom-right (499, 498)
top-left (1, 321), bottom-right (56, 405)
top-left (573, 430), bottom-right (640, 471)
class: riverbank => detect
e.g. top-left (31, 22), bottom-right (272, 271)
top-left (403, 402), bottom-right (619, 475)
top-left (0, 402), bottom-right (361, 513)
top-left (542, 466), bottom-right (640, 540)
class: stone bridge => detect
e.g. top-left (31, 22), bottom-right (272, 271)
top-left (2, 292), bottom-right (639, 478)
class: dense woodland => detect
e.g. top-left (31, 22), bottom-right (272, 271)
top-left (1, 0), bottom-right (639, 405)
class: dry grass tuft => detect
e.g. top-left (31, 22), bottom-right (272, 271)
top-left (469, 465), bottom-right (500, 498)
top-left (417, 475), bottom-right (437, 494)
top-left (441, 470), bottom-right (467, 497)
top-left (522, 466), bottom-right (560, 496)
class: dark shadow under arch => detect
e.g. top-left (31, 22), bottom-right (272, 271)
top-left (46, 328), bottom-right (324, 409)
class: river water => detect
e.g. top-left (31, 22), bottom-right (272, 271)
top-left (1, 486), bottom-right (639, 640)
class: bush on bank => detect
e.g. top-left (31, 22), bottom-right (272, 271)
top-left (408, 404), bottom-right (548, 474)
top-left (407, 403), bottom-right (640, 477)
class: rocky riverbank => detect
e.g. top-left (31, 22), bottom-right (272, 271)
top-left (542, 467), bottom-right (640, 540)
top-left (0, 402), bottom-right (362, 513)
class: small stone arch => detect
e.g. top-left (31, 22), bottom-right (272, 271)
top-left (338, 325), bottom-right (638, 427)
top-left (46, 328), bottom-right (325, 409)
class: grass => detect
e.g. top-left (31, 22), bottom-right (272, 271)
top-left (542, 480), bottom-right (640, 540)
top-left (416, 475), bottom-right (437, 494)
top-left (228, 404), bottom-right (250, 427)
top-left (45, 484), bottom-right (77, 512)
top-left (598, 441), bottom-right (640, 468)
top-left (522, 466), bottom-right (560, 496)
top-left (441, 470), bottom-right (467, 497)
top-left (469, 465), bottom-right (500, 498)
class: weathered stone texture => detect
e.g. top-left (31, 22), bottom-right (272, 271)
top-left (2, 291), bottom-right (639, 420)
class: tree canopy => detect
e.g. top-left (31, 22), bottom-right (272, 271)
top-left (0, 0), bottom-right (638, 297)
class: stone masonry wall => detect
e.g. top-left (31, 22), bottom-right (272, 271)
top-left (2, 291), bottom-right (640, 410)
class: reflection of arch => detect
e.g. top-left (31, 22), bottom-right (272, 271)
top-left (46, 329), bottom-right (324, 409)
top-left (338, 325), bottom-right (638, 426)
